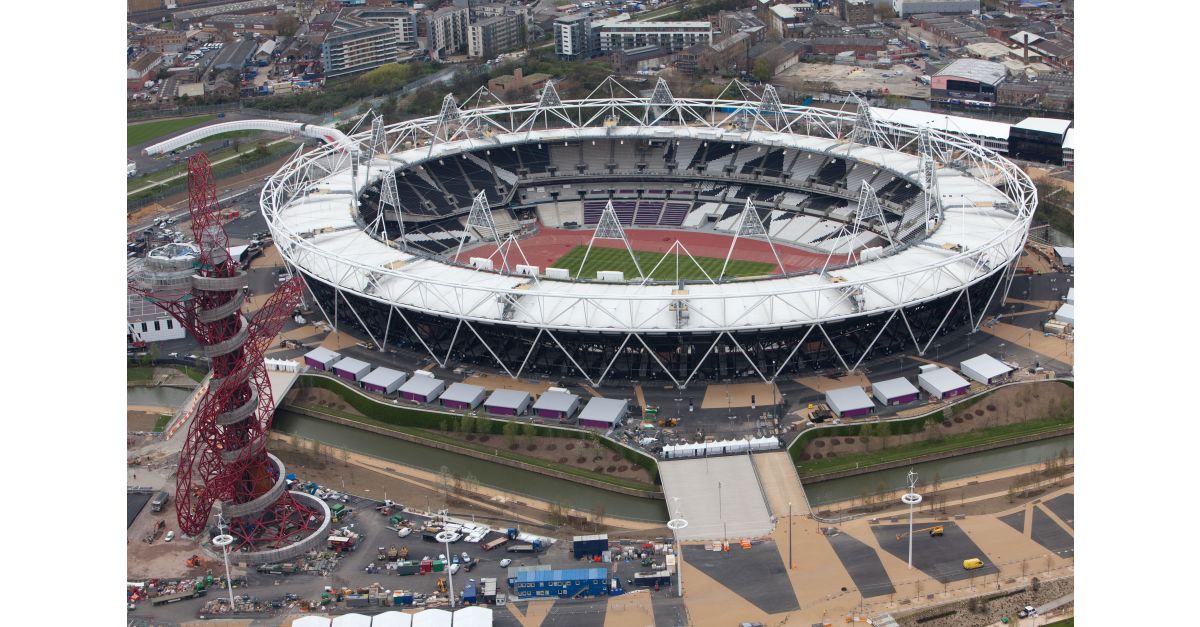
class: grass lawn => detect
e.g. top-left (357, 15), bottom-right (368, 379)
top-left (291, 402), bottom-right (659, 493)
top-left (550, 245), bottom-right (777, 281)
top-left (127, 115), bottom-right (217, 147)
top-left (1045, 619), bottom-right (1073, 627)
top-left (128, 366), bottom-right (155, 385)
top-left (153, 413), bottom-right (174, 432)
top-left (796, 414), bottom-right (1074, 477)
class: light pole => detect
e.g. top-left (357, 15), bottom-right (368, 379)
top-left (900, 470), bottom-right (922, 569)
top-left (436, 530), bottom-right (458, 608)
top-left (667, 497), bottom-right (687, 600)
top-left (212, 514), bottom-right (237, 610)
top-left (787, 501), bottom-right (793, 570)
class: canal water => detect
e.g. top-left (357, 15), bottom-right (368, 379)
top-left (801, 435), bottom-right (1073, 507)
top-left (273, 410), bottom-right (672, 523)
top-left (127, 386), bottom-right (195, 407)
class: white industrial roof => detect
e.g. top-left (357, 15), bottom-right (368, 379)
top-left (332, 614), bottom-right (372, 627)
top-left (399, 374), bottom-right (443, 396)
top-left (1054, 246), bottom-right (1074, 262)
top-left (372, 612), bottom-right (412, 627)
top-left (533, 390), bottom-right (580, 412)
top-left (1065, 287), bottom-right (1074, 304)
top-left (1013, 117), bottom-right (1072, 136)
top-left (771, 4), bottom-right (797, 18)
top-left (1062, 127), bottom-right (1074, 150)
top-left (872, 377), bottom-right (919, 399)
top-left (361, 366), bottom-right (406, 388)
top-left (441, 382), bottom-right (487, 404)
top-left (1009, 31), bottom-right (1044, 45)
top-left (332, 357), bottom-right (371, 374)
top-left (960, 354), bottom-right (1012, 380)
top-left (869, 107), bottom-right (1011, 141)
top-left (1055, 302), bottom-right (1074, 324)
top-left (935, 58), bottom-right (1008, 86)
top-left (485, 388), bottom-right (531, 408)
top-left (304, 346), bottom-right (341, 364)
top-left (453, 606), bottom-right (494, 627)
top-left (412, 608), bottom-right (453, 627)
top-left (826, 386), bottom-right (874, 413)
top-left (918, 367), bottom-right (970, 393)
top-left (578, 397), bottom-right (628, 424)
top-left (292, 618), bottom-right (331, 627)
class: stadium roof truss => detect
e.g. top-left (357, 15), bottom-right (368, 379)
top-left (219, 78), bottom-right (1038, 388)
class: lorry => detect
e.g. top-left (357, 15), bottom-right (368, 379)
top-left (482, 536), bottom-right (509, 551)
top-left (151, 490), bottom-right (170, 512)
top-left (506, 541), bottom-right (543, 553)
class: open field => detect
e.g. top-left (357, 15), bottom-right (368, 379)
top-left (127, 114), bottom-right (216, 147)
top-left (550, 244), bottom-right (777, 280)
top-left (776, 62), bottom-right (931, 99)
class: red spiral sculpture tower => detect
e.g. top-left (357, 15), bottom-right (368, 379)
top-left (132, 154), bottom-right (327, 562)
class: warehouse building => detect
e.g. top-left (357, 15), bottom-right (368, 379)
top-left (332, 357), bottom-right (372, 382)
top-left (871, 377), bottom-right (921, 406)
top-left (509, 567), bottom-right (609, 599)
top-left (399, 373), bottom-right (445, 404)
top-left (361, 367), bottom-right (407, 395)
top-left (572, 533), bottom-right (609, 559)
top-left (960, 354), bottom-right (1013, 385)
top-left (893, 0), bottom-right (980, 18)
top-left (577, 397), bottom-right (628, 429)
top-left (440, 382), bottom-right (487, 410)
top-left (484, 389), bottom-right (532, 416)
top-left (532, 390), bottom-right (581, 420)
top-left (917, 367), bottom-right (971, 400)
top-left (1008, 117), bottom-right (1073, 165)
top-left (1054, 246), bottom-right (1074, 267)
top-left (303, 347), bottom-right (342, 371)
top-left (932, 58), bottom-right (1007, 103)
top-left (825, 386), bottom-right (876, 418)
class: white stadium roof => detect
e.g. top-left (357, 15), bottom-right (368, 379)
top-left (1013, 117), bottom-right (1072, 136)
top-left (263, 121), bottom-right (1029, 334)
top-left (870, 107), bottom-right (1011, 141)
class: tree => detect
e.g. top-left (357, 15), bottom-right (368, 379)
top-left (276, 13), bottom-right (301, 38)
top-left (503, 421), bottom-right (518, 446)
top-left (593, 503), bottom-right (606, 530)
top-left (522, 422), bottom-right (537, 446)
top-left (438, 465), bottom-right (453, 503)
top-left (752, 58), bottom-right (773, 83)
top-left (461, 414), bottom-right (476, 434)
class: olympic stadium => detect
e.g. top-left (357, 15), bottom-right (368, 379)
top-left (149, 78), bottom-right (1036, 389)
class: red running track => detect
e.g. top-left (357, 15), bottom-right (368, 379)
top-left (454, 226), bottom-right (847, 274)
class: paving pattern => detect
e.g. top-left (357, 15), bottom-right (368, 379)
top-left (825, 531), bottom-right (896, 598)
top-left (998, 509), bottom-right (1026, 534)
top-left (1030, 507), bottom-right (1074, 558)
top-left (1042, 492), bottom-right (1074, 528)
top-left (870, 523), bottom-right (1000, 583)
top-left (682, 543), bottom-right (801, 614)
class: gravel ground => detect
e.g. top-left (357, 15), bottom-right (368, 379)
top-left (894, 576), bottom-right (1073, 627)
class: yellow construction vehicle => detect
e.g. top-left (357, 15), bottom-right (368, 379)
top-left (436, 578), bottom-right (447, 594)
top-left (895, 525), bottom-right (944, 540)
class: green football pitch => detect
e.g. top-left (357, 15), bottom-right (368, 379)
top-left (549, 245), bottom-right (778, 281)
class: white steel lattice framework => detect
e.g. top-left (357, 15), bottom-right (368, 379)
top-left (219, 80), bottom-right (1037, 388)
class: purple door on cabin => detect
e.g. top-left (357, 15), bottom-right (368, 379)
top-left (364, 383), bottom-right (386, 394)
top-left (580, 419), bottom-right (611, 429)
top-left (839, 407), bottom-right (873, 419)
top-left (403, 392), bottom-right (425, 403)
top-left (537, 409), bottom-right (561, 419)
top-left (488, 406), bottom-right (517, 415)
top-left (304, 357), bottom-right (324, 369)
top-left (889, 393), bottom-right (919, 405)
top-left (444, 400), bottom-right (471, 410)
top-left (944, 387), bottom-right (968, 398)
top-left (335, 369), bottom-right (357, 381)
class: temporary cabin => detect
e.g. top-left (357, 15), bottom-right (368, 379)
top-left (484, 389), bottom-right (532, 416)
top-left (303, 347), bottom-right (341, 371)
top-left (331, 357), bottom-right (371, 382)
top-left (871, 377), bottom-right (921, 406)
top-left (577, 397), bottom-right (628, 429)
top-left (440, 382), bottom-right (488, 410)
top-left (825, 386), bottom-right (875, 418)
top-left (532, 390), bottom-right (581, 420)
top-left (398, 374), bottom-right (445, 403)
top-left (917, 367), bottom-right (971, 400)
top-left (959, 354), bottom-right (1013, 385)
top-left (361, 367), bottom-right (407, 394)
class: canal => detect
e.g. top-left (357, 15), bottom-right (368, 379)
top-left (127, 386), bottom-right (195, 407)
top-left (801, 435), bottom-right (1074, 507)
top-left (273, 410), bottom-right (672, 523)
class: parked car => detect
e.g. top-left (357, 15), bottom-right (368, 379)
top-left (165, 531), bottom-right (175, 542)
top-left (499, 558), bottom-right (512, 568)
top-left (461, 552), bottom-right (470, 563)
top-left (398, 527), bottom-right (412, 538)
top-left (1017, 606), bottom-right (1037, 618)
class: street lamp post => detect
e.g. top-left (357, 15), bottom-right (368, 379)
top-left (436, 530), bottom-right (458, 608)
top-left (212, 515), bottom-right (236, 610)
top-left (900, 470), bottom-right (922, 569)
top-left (787, 501), bottom-right (793, 570)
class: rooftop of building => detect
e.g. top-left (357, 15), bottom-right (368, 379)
top-left (935, 57), bottom-right (1008, 85)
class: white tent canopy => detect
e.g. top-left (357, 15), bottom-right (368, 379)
top-left (292, 617), bottom-right (332, 627)
top-left (959, 354), bottom-right (1013, 384)
top-left (452, 606), bottom-right (494, 627)
top-left (372, 612), bottom-right (413, 627)
top-left (413, 609), bottom-right (453, 627)
top-left (332, 614), bottom-right (372, 627)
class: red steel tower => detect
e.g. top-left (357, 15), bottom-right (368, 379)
top-left (132, 154), bottom-right (328, 562)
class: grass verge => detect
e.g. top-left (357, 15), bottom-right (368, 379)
top-left (127, 115), bottom-right (216, 147)
top-left (128, 366), bottom-right (154, 385)
top-left (153, 414), bottom-right (174, 432)
top-left (291, 401), bottom-right (659, 492)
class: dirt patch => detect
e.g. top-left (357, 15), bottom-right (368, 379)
top-left (128, 410), bottom-right (165, 432)
top-left (286, 387), bottom-right (366, 417)
top-left (895, 576), bottom-right (1073, 627)
top-left (803, 381), bottom-right (1072, 458)
top-left (433, 431), bottom-right (653, 484)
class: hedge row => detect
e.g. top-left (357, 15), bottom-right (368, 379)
top-left (295, 374), bottom-right (659, 482)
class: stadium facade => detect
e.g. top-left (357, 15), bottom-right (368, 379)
top-left (147, 79), bottom-right (1035, 389)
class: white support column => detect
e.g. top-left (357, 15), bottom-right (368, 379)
top-left (817, 324), bottom-right (851, 373)
top-left (855, 181), bottom-right (895, 248)
top-left (544, 328), bottom-right (598, 386)
top-left (720, 199), bottom-right (785, 280)
top-left (578, 200), bottom-right (644, 279)
top-left (850, 309), bottom-right (899, 372)
top-left (772, 324), bottom-right (817, 380)
top-left (514, 328), bottom-right (545, 379)
top-left (391, 305), bottom-right (447, 368)
top-left (595, 333), bottom-right (634, 387)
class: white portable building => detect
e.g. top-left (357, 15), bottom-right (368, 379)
top-left (825, 386), bottom-right (875, 418)
top-left (361, 367), bottom-right (407, 394)
top-left (959, 354), bottom-right (1013, 385)
top-left (917, 367), bottom-right (971, 399)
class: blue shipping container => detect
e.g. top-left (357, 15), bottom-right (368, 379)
top-left (511, 567), bottom-right (609, 599)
